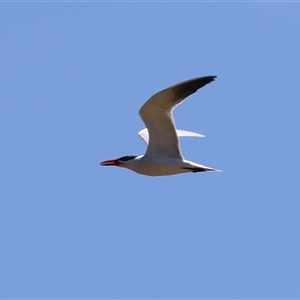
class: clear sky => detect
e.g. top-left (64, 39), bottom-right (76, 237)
top-left (1, 2), bottom-right (300, 299)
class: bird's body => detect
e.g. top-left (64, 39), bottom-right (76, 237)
top-left (100, 76), bottom-right (220, 176)
top-left (115, 156), bottom-right (216, 176)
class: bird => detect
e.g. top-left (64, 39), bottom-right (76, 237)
top-left (100, 76), bottom-right (221, 176)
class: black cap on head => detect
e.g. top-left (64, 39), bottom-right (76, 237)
top-left (117, 155), bottom-right (137, 162)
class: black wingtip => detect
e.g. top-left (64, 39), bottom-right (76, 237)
top-left (171, 75), bottom-right (217, 101)
top-left (203, 75), bottom-right (217, 83)
top-left (182, 166), bottom-right (219, 173)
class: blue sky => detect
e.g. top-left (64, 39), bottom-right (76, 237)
top-left (1, 2), bottom-right (300, 299)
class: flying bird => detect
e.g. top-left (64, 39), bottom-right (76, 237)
top-left (100, 76), bottom-right (220, 176)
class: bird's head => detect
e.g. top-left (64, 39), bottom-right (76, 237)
top-left (100, 155), bottom-right (138, 168)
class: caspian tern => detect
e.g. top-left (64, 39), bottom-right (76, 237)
top-left (100, 76), bottom-right (220, 176)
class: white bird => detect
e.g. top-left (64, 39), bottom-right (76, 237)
top-left (100, 76), bottom-right (220, 176)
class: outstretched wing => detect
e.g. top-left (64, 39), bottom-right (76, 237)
top-left (138, 128), bottom-right (205, 145)
top-left (139, 76), bottom-right (216, 159)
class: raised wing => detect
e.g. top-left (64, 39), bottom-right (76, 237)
top-left (138, 128), bottom-right (204, 145)
top-left (139, 76), bottom-right (216, 159)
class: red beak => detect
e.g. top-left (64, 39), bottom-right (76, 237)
top-left (100, 159), bottom-right (120, 166)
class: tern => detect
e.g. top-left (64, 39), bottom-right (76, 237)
top-left (100, 76), bottom-right (220, 176)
